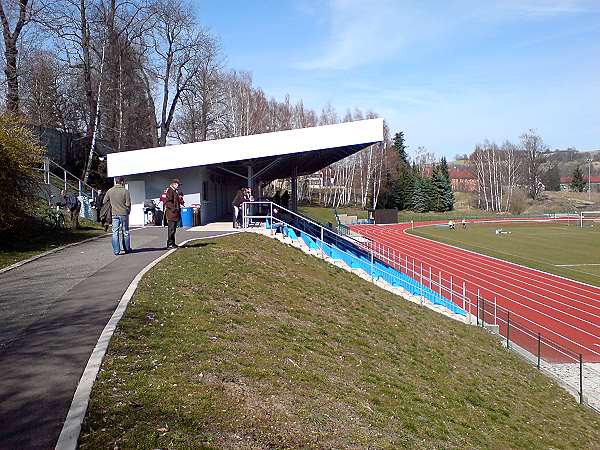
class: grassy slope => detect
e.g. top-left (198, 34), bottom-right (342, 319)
top-left (0, 218), bottom-right (105, 269)
top-left (299, 206), bottom-right (368, 225)
top-left (79, 233), bottom-right (600, 449)
top-left (410, 222), bottom-right (600, 286)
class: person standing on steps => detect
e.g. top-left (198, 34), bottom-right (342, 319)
top-left (103, 176), bottom-right (132, 255)
top-left (165, 179), bottom-right (183, 248)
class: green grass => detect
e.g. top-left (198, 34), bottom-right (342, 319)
top-left (410, 222), bottom-right (600, 286)
top-left (299, 206), bottom-right (368, 225)
top-left (79, 233), bottom-right (600, 449)
top-left (0, 217), bottom-right (105, 269)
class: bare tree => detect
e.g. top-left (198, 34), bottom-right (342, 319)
top-left (148, 0), bottom-right (210, 146)
top-left (0, 0), bottom-right (35, 113)
top-left (521, 129), bottom-right (546, 199)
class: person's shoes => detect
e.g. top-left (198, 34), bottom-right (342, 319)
top-left (114, 253), bottom-right (120, 256)
top-left (167, 244), bottom-right (178, 249)
top-left (124, 249), bottom-right (133, 254)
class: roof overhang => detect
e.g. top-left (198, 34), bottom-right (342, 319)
top-left (107, 118), bottom-right (384, 180)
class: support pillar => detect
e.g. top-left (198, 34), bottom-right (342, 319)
top-left (291, 166), bottom-right (298, 212)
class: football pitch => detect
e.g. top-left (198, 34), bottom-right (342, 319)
top-left (409, 221), bottom-right (600, 287)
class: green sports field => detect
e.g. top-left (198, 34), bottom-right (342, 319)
top-left (409, 221), bottom-right (600, 287)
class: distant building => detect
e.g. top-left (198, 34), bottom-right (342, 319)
top-left (559, 176), bottom-right (600, 192)
top-left (421, 164), bottom-right (477, 192)
top-left (449, 168), bottom-right (477, 192)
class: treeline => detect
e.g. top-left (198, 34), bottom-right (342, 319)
top-left (0, 0), bottom-right (391, 199)
top-left (378, 133), bottom-right (454, 213)
top-left (467, 129), bottom-right (587, 212)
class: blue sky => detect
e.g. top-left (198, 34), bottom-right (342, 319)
top-left (195, 0), bottom-right (600, 159)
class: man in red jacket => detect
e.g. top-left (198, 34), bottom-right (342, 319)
top-left (165, 179), bottom-right (182, 248)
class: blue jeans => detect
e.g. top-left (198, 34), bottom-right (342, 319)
top-left (112, 215), bottom-right (131, 255)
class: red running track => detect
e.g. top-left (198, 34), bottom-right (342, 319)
top-left (351, 220), bottom-right (600, 362)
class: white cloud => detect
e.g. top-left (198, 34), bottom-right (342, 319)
top-left (296, 0), bottom-right (444, 71)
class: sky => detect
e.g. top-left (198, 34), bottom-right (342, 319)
top-left (194, 0), bottom-right (600, 159)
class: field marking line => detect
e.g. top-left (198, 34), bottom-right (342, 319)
top-left (556, 263), bottom-right (600, 267)
top-left (55, 231), bottom-right (239, 450)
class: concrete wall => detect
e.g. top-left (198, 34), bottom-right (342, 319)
top-left (124, 167), bottom-right (241, 226)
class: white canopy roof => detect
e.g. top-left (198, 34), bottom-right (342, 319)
top-left (107, 118), bottom-right (384, 178)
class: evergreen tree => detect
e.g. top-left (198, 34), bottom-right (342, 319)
top-left (393, 131), bottom-right (409, 165)
top-left (571, 166), bottom-right (586, 192)
top-left (412, 176), bottom-right (429, 212)
top-left (439, 156), bottom-right (450, 181)
top-left (431, 161), bottom-right (455, 212)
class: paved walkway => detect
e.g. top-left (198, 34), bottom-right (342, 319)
top-left (0, 227), bottom-right (232, 450)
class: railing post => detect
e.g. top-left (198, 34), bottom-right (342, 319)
top-left (537, 333), bottom-right (541, 369)
top-left (450, 276), bottom-right (453, 304)
top-left (44, 157), bottom-right (50, 184)
top-left (439, 271), bottom-right (442, 296)
top-left (476, 293), bottom-right (480, 326)
top-left (78, 180), bottom-right (83, 197)
top-left (63, 169), bottom-right (67, 191)
top-left (579, 354), bottom-right (583, 404)
top-left (429, 266), bottom-right (432, 289)
top-left (320, 225), bottom-right (324, 258)
top-left (494, 296), bottom-right (497, 325)
top-left (506, 311), bottom-right (511, 349)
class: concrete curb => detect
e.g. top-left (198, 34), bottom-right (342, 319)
top-left (55, 231), bottom-right (240, 450)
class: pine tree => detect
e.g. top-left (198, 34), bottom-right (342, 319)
top-left (412, 176), bottom-right (429, 212)
top-left (571, 166), bottom-right (586, 192)
top-left (393, 131), bottom-right (408, 165)
top-left (431, 161), bottom-right (455, 212)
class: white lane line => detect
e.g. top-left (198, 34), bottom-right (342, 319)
top-left (55, 232), bottom-right (239, 450)
top-left (556, 264), bottom-right (600, 267)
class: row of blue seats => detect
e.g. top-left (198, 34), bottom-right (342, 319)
top-left (266, 219), bottom-right (466, 316)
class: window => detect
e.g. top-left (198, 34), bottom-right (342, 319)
top-left (203, 181), bottom-right (208, 201)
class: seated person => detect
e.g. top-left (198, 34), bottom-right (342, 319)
top-left (448, 220), bottom-right (455, 230)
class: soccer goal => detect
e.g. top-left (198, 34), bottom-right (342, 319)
top-left (579, 211), bottom-right (600, 227)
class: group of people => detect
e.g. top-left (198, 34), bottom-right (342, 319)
top-left (97, 177), bottom-right (184, 255)
top-left (448, 219), bottom-right (468, 230)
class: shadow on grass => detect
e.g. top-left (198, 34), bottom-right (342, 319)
top-left (180, 242), bottom-right (213, 249)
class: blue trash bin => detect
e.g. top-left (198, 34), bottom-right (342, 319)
top-left (181, 207), bottom-right (193, 227)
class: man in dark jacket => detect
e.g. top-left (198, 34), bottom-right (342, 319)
top-left (61, 190), bottom-right (81, 229)
top-left (165, 179), bottom-right (182, 248)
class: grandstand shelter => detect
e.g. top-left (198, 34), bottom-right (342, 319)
top-left (107, 118), bottom-right (384, 226)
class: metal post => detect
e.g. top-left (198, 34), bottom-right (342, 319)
top-left (63, 169), bottom-right (67, 191)
top-left (450, 276), bottom-right (453, 304)
top-left (320, 225), bottom-right (324, 258)
top-left (579, 354), bottom-right (584, 404)
top-left (439, 271), bottom-right (442, 296)
top-left (429, 266), bottom-right (432, 289)
top-left (537, 333), bottom-right (541, 369)
top-left (494, 297), bottom-right (497, 325)
top-left (462, 282), bottom-right (466, 310)
top-left (270, 202), bottom-right (274, 236)
top-left (420, 262), bottom-right (424, 303)
top-left (476, 293), bottom-right (480, 326)
top-left (506, 311), bottom-right (511, 349)
top-left (78, 180), bottom-right (82, 196)
top-left (370, 249), bottom-right (374, 282)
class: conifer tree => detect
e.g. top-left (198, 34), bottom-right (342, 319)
top-left (412, 176), bottom-right (429, 212)
top-left (393, 131), bottom-right (409, 165)
top-left (571, 166), bottom-right (586, 192)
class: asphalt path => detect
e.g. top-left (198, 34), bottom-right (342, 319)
top-left (0, 227), bottom-right (229, 450)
